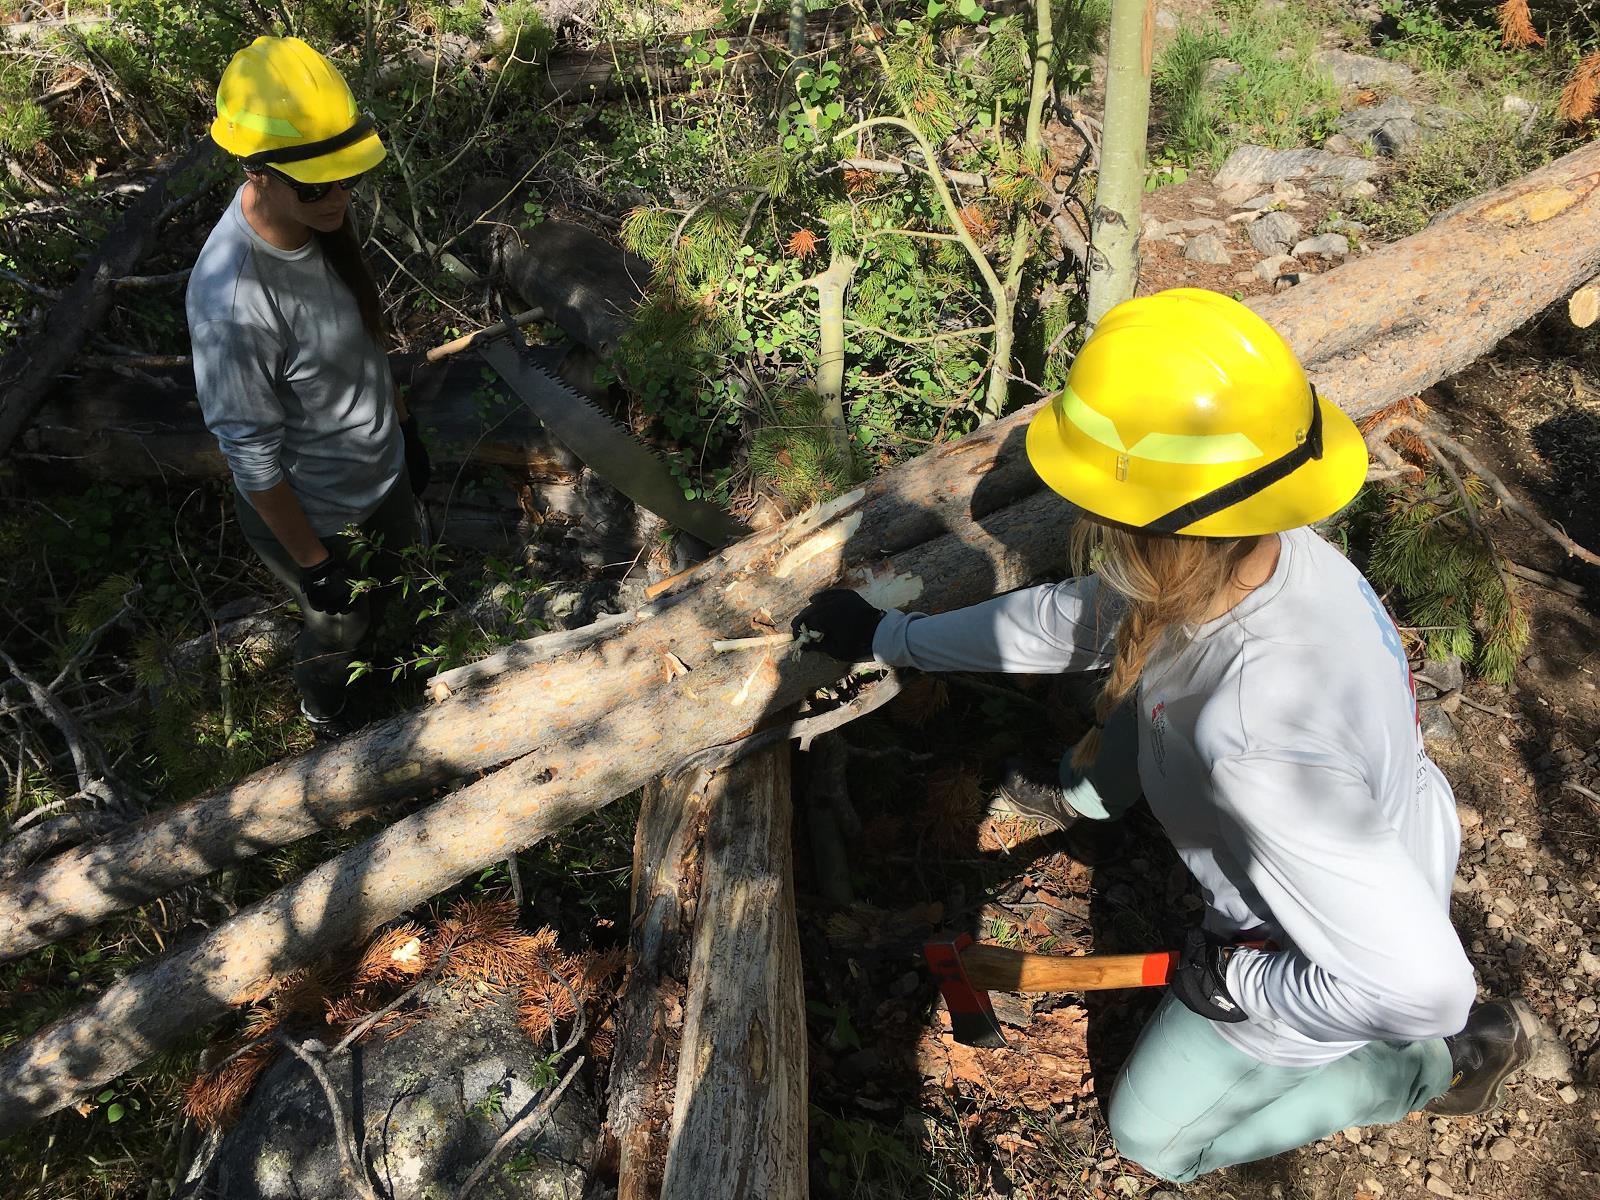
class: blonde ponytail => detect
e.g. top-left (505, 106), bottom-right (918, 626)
top-left (1068, 523), bottom-right (1258, 770)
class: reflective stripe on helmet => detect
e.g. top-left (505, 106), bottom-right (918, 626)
top-left (215, 93), bottom-right (302, 139)
top-left (1059, 386), bottom-right (1263, 466)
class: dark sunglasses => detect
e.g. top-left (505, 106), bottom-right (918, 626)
top-left (260, 164), bottom-right (368, 204)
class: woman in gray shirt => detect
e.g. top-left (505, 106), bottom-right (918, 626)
top-left (795, 289), bottom-right (1535, 1183)
top-left (187, 37), bottom-right (429, 735)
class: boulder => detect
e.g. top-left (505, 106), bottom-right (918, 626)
top-left (1183, 233), bottom-right (1233, 265)
top-left (1334, 97), bottom-right (1413, 155)
top-left (1212, 145), bottom-right (1379, 193)
top-left (1311, 48), bottom-right (1413, 90)
top-left (1248, 211), bottom-right (1302, 255)
top-left (1254, 253), bottom-right (1297, 281)
top-left (1291, 233), bottom-right (1350, 259)
top-left (206, 988), bottom-right (599, 1200)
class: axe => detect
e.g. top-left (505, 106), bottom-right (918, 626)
top-left (925, 931), bottom-right (1258, 1047)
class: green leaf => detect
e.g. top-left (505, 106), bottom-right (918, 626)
top-left (97, 1089), bottom-right (115, 1103)
top-left (106, 1103), bottom-right (125, 1123)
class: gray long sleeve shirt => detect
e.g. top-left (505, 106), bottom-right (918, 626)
top-left (873, 526), bottom-right (1476, 1067)
top-left (186, 187), bottom-right (402, 536)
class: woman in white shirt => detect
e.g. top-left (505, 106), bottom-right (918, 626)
top-left (794, 289), bottom-right (1533, 1183)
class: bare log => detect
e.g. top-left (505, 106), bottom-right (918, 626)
top-left (0, 489), bottom-right (1067, 1131)
top-left (0, 406), bottom-right (1050, 963)
top-left (607, 770), bottom-right (713, 1200)
top-left (659, 745), bottom-right (807, 1200)
top-left (0, 138), bottom-right (215, 459)
top-left (1250, 136), bottom-right (1600, 418)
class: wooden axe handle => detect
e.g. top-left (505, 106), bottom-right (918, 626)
top-left (961, 944), bottom-right (1176, 993)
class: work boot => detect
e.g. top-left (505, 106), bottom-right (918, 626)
top-left (990, 756), bottom-right (1080, 832)
top-left (1426, 999), bottom-right (1535, 1116)
top-left (300, 700), bottom-right (355, 743)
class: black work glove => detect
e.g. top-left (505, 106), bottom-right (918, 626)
top-left (1169, 928), bottom-right (1249, 1024)
top-left (300, 551), bottom-right (358, 616)
top-left (791, 588), bottom-right (884, 662)
top-left (399, 413), bottom-right (431, 496)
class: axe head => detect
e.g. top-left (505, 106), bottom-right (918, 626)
top-left (923, 931), bottom-right (1007, 1048)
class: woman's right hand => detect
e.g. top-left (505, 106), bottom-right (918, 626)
top-left (791, 588), bottom-right (884, 662)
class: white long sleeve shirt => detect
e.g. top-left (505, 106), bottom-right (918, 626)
top-left (873, 526), bottom-right (1475, 1066)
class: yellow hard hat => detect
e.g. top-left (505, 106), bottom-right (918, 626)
top-left (1025, 289), bottom-right (1367, 537)
top-left (211, 36), bottom-right (385, 183)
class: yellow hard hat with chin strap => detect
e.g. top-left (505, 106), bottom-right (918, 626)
top-left (211, 36), bottom-right (385, 183)
top-left (1025, 289), bottom-right (1368, 538)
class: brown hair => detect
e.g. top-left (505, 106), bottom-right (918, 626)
top-left (317, 215), bottom-right (386, 344)
top-left (1068, 522), bottom-right (1258, 770)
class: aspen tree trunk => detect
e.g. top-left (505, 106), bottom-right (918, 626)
top-left (812, 250), bottom-right (858, 470)
top-left (1085, 0), bottom-right (1154, 326)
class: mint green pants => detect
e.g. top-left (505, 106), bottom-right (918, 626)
top-left (1060, 702), bottom-right (1453, 1184)
top-left (1107, 994), bottom-right (1451, 1183)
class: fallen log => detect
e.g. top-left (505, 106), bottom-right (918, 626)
top-left (658, 744), bottom-right (807, 1200)
top-left (0, 137), bottom-right (215, 459)
top-left (8, 133), bottom-right (1600, 963)
top-left (0, 486), bottom-right (1069, 1131)
top-left (0, 405), bottom-right (1048, 964)
top-left (1249, 136), bottom-right (1600, 416)
top-left (607, 768), bottom-right (713, 1200)
top-left (21, 350), bottom-right (582, 482)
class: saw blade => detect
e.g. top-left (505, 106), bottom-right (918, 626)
top-left (477, 337), bottom-right (750, 548)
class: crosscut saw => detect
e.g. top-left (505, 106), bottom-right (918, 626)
top-left (476, 314), bottom-right (750, 549)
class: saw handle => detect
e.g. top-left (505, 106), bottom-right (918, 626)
top-left (960, 940), bottom-right (1270, 994)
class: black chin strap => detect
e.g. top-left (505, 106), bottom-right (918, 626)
top-left (239, 115), bottom-right (375, 169)
top-left (1143, 389), bottom-right (1325, 535)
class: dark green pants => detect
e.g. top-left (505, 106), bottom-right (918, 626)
top-left (235, 480), bottom-right (420, 719)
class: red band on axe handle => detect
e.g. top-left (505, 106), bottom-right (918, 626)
top-left (1140, 951), bottom-right (1178, 987)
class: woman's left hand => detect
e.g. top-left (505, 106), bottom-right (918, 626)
top-left (399, 413), bottom-right (431, 495)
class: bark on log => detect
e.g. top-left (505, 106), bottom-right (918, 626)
top-left (659, 745), bottom-right (807, 1200)
top-left (22, 349), bottom-right (581, 482)
top-left (0, 138), bottom-right (214, 459)
top-left (5, 137), bottom-right (1600, 970)
top-left (1248, 136), bottom-right (1600, 418)
top-left (0, 405), bottom-right (1051, 964)
top-left (0, 487), bottom-right (1069, 1131)
top-left (607, 770), bottom-right (712, 1200)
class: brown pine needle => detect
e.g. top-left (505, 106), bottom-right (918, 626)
top-left (183, 1040), bottom-right (276, 1131)
top-left (1559, 52), bottom-right (1600, 124)
top-left (1497, 0), bottom-right (1544, 48)
top-left (351, 922), bottom-right (429, 987)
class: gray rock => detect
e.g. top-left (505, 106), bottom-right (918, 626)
top-left (1578, 950), bottom-right (1600, 977)
top-left (1183, 233), bottom-right (1232, 265)
top-left (1503, 95), bottom-right (1537, 117)
top-left (1172, 217), bottom-right (1226, 234)
top-left (1254, 253), bottom-right (1297, 281)
top-left (1336, 97), bottom-right (1422, 155)
top-left (1312, 49), bottom-right (1414, 90)
top-left (1249, 211), bottom-right (1302, 255)
top-left (1420, 705), bottom-right (1459, 752)
top-left (1190, 196), bottom-right (1217, 210)
top-left (1155, 8), bottom-right (1179, 32)
top-left (1206, 58), bottom-right (1243, 85)
top-left (209, 988), bottom-right (598, 1200)
top-left (1488, 1137), bottom-right (1515, 1163)
top-left (1523, 1005), bottom-right (1575, 1083)
top-left (1213, 145), bottom-right (1380, 192)
top-left (1340, 99), bottom-right (1465, 157)
top-left (1342, 179), bottom-right (1379, 200)
top-left (1291, 233), bottom-right (1350, 259)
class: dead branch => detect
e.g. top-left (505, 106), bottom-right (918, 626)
top-left (0, 136), bottom-right (215, 458)
top-left (0, 811), bottom-right (124, 876)
top-left (272, 1034), bottom-right (382, 1200)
